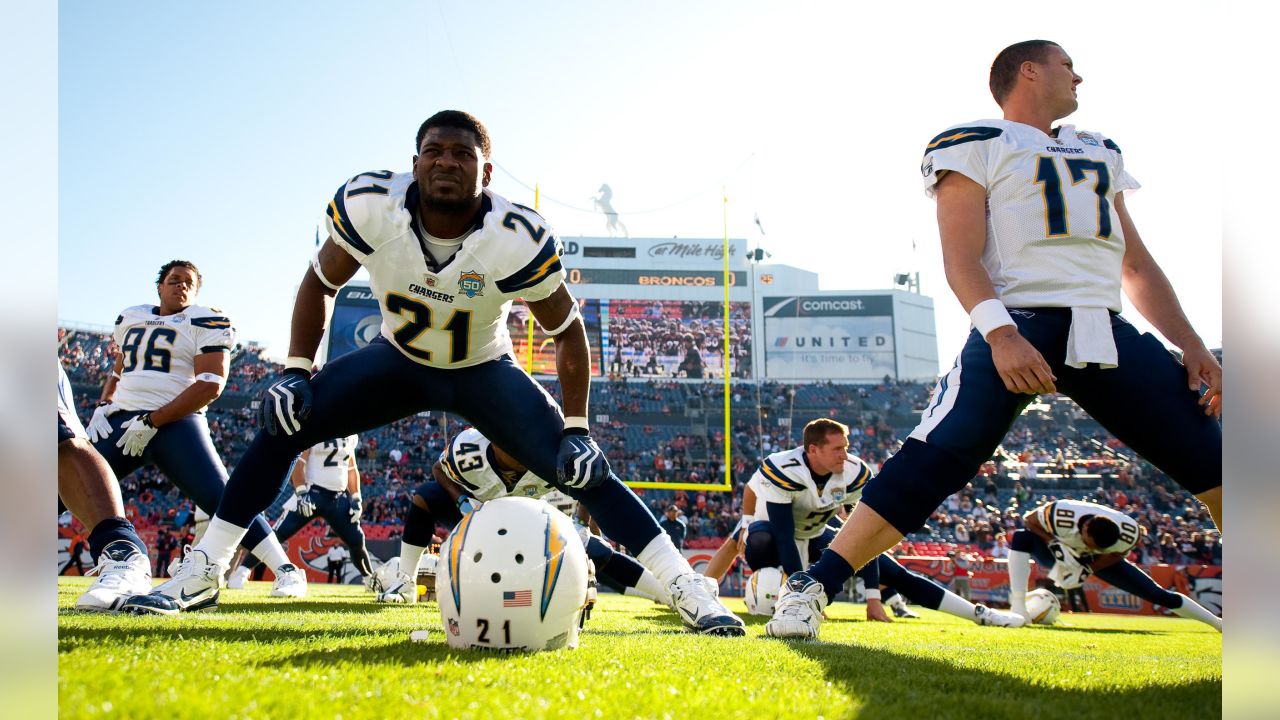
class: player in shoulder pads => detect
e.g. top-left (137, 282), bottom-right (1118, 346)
top-left (373, 427), bottom-right (718, 629)
top-left (126, 112), bottom-right (741, 636)
top-left (740, 419), bottom-right (1022, 634)
top-left (87, 260), bottom-right (304, 611)
top-left (58, 361), bottom-right (152, 611)
top-left (768, 40), bottom-right (1222, 640)
top-left (227, 433), bottom-right (374, 589)
top-left (1007, 499), bottom-right (1220, 631)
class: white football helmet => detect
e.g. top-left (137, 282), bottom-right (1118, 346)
top-left (437, 497), bottom-right (590, 651)
top-left (1024, 588), bottom-right (1061, 625)
top-left (744, 566), bottom-right (786, 616)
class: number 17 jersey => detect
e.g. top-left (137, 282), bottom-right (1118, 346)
top-left (920, 119), bottom-right (1140, 312)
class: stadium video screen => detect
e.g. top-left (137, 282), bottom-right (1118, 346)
top-left (600, 299), bottom-right (752, 380)
top-left (506, 299), bottom-right (603, 376)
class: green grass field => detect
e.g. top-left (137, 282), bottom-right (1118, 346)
top-left (58, 578), bottom-right (1220, 719)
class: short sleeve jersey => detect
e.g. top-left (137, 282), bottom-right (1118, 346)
top-left (749, 447), bottom-right (873, 540)
top-left (437, 427), bottom-right (554, 502)
top-left (323, 172), bottom-right (565, 368)
top-left (111, 304), bottom-right (236, 412)
top-left (921, 120), bottom-right (1140, 311)
top-left (1027, 499), bottom-right (1141, 557)
top-left (304, 435), bottom-right (359, 492)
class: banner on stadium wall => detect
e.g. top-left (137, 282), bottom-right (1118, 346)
top-left (328, 287), bottom-right (382, 361)
top-left (897, 556), bottom-right (1223, 616)
top-left (762, 295), bottom-right (896, 380)
top-left (601, 299), bottom-right (752, 380)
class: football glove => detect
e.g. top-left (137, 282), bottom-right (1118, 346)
top-left (348, 494), bottom-right (363, 522)
top-left (556, 429), bottom-right (610, 490)
top-left (1047, 541), bottom-right (1091, 589)
top-left (261, 368), bottom-right (312, 436)
top-left (86, 402), bottom-right (119, 444)
top-left (296, 485), bottom-right (317, 518)
top-left (115, 413), bottom-right (157, 457)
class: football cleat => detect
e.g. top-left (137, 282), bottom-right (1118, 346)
top-left (75, 540), bottom-right (153, 612)
top-left (226, 566), bottom-right (251, 590)
top-left (367, 560), bottom-right (401, 595)
top-left (375, 571), bottom-right (417, 604)
top-left (667, 572), bottom-right (745, 637)
top-left (887, 594), bottom-right (920, 619)
top-left (270, 564), bottom-right (308, 598)
top-left (973, 604), bottom-right (1027, 628)
top-left (121, 546), bottom-right (222, 615)
top-left (765, 572), bottom-right (828, 639)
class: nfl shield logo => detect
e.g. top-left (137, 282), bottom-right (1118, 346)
top-left (423, 274), bottom-right (437, 287)
top-left (458, 270), bottom-right (485, 298)
top-left (448, 618), bottom-right (460, 636)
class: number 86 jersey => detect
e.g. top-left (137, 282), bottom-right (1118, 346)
top-left (111, 304), bottom-right (236, 412)
top-left (920, 119), bottom-right (1140, 313)
top-left (323, 171), bottom-right (565, 369)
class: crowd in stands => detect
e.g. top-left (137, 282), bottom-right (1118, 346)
top-left (58, 326), bottom-right (1221, 567)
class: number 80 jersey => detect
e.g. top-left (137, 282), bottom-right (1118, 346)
top-left (323, 171), bottom-right (565, 368)
top-left (920, 119), bottom-right (1140, 312)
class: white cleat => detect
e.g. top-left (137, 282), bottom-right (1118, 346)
top-left (888, 594), bottom-right (920, 619)
top-left (376, 571), bottom-right (417, 604)
top-left (75, 540), bottom-right (153, 612)
top-left (226, 566), bottom-right (251, 590)
top-left (974, 604), bottom-right (1027, 628)
top-left (270, 564), bottom-right (308, 598)
top-left (367, 560), bottom-right (401, 595)
top-left (765, 572), bottom-right (828, 639)
top-left (667, 572), bottom-right (744, 636)
top-left (121, 546), bottom-right (222, 615)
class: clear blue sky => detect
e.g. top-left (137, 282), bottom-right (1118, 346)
top-left (58, 1), bottom-right (1224, 361)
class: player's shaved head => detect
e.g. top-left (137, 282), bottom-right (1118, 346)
top-left (1083, 515), bottom-right (1121, 548)
top-left (803, 418), bottom-right (849, 451)
top-left (156, 260), bottom-right (201, 288)
top-left (417, 110), bottom-right (491, 158)
top-left (989, 40), bottom-right (1060, 106)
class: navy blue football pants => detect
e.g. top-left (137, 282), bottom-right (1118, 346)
top-left (1010, 529), bottom-right (1182, 608)
top-left (241, 486), bottom-right (372, 577)
top-left (217, 337), bottom-right (661, 554)
top-left (862, 310), bottom-right (1222, 535)
top-left (93, 411), bottom-right (280, 558)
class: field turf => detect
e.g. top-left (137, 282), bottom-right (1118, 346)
top-left (58, 578), bottom-right (1220, 719)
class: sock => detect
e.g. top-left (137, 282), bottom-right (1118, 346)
top-left (634, 569), bottom-right (667, 602)
top-left (250, 534), bottom-right (291, 572)
top-left (807, 549), bottom-right (855, 603)
top-left (1171, 593), bottom-right (1223, 632)
top-left (399, 542), bottom-right (428, 577)
top-left (938, 591), bottom-right (979, 621)
top-left (1007, 550), bottom-right (1032, 614)
top-left (635, 533), bottom-right (693, 586)
top-left (87, 517), bottom-right (147, 563)
top-left (402, 502), bottom-right (437, 547)
top-left (196, 516), bottom-right (250, 568)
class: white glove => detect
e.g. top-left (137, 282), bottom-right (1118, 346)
top-left (348, 494), bottom-right (363, 522)
top-left (86, 403), bottom-right (118, 443)
top-left (115, 413), bottom-right (158, 457)
top-left (1047, 541), bottom-right (1091, 589)
top-left (296, 486), bottom-right (316, 518)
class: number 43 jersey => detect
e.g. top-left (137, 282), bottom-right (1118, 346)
top-left (437, 427), bottom-right (554, 502)
top-left (111, 304), bottom-right (236, 412)
top-left (323, 171), bottom-right (565, 369)
top-left (920, 119), bottom-right (1140, 312)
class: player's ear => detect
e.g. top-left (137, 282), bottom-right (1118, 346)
top-left (482, 162), bottom-right (492, 187)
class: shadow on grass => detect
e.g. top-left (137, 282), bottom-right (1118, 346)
top-left (781, 639), bottom-right (1220, 720)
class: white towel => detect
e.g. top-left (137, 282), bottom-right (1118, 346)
top-left (1065, 307), bottom-right (1118, 369)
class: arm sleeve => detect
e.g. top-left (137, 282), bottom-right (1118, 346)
top-left (766, 501), bottom-right (804, 575)
top-left (921, 125), bottom-right (1001, 198)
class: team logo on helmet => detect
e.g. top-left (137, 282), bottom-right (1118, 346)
top-left (458, 270), bottom-right (485, 298)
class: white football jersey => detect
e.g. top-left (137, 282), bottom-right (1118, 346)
top-left (1028, 499), bottom-right (1140, 557)
top-left (304, 435), bottom-right (359, 492)
top-left (323, 172), bottom-right (565, 368)
top-left (921, 120), bottom-right (1140, 312)
top-left (749, 447), bottom-right (874, 540)
top-left (437, 427), bottom-right (555, 502)
top-left (111, 304), bottom-right (236, 412)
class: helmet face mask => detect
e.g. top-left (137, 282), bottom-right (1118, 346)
top-left (437, 497), bottom-right (590, 651)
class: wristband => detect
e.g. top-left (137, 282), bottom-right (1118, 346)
top-left (740, 515), bottom-right (755, 528)
top-left (863, 588), bottom-right (883, 601)
top-left (295, 485), bottom-right (310, 495)
top-left (563, 416), bottom-right (589, 431)
top-left (969, 298), bottom-right (1016, 338)
top-left (285, 356), bottom-right (313, 373)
